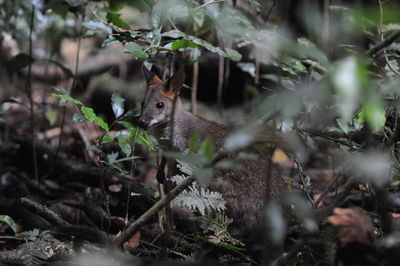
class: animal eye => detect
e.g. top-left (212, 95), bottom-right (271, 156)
top-left (156, 102), bottom-right (164, 109)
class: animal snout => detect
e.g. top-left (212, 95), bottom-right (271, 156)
top-left (138, 119), bottom-right (148, 129)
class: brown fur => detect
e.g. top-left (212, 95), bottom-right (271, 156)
top-left (139, 67), bottom-right (287, 245)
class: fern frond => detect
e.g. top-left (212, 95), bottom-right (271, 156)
top-left (176, 159), bottom-right (196, 176)
top-left (198, 212), bottom-right (244, 247)
top-left (171, 185), bottom-right (226, 215)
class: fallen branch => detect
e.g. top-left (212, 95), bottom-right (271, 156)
top-left (113, 176), bottom-right (195, 247)
top-left (365, 30), bottom-right (400, 56)
top-left (19, 197), bottom-right (70, 226)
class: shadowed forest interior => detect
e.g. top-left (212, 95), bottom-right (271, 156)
top-left (1, 0), bottom-right (400, 265)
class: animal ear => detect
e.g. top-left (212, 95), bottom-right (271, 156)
top-left (142, 65), bottom-right (162, 85)
top-left (166, 69), bottom-right (186, 93)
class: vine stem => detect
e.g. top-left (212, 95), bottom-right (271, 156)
top-left (378, 0), bottom-right (400, 78)
top-left (58, 14), bottom-right (83, 153)
top-left (25, 5), bottom-right (39, 181)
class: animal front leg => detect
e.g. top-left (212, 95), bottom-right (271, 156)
top-left (156, 156), bottom-right (167, 184)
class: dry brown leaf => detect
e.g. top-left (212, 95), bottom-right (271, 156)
top-left (358, 184), bottom-right (369, 192)
top-left (123, 231), bottom-right (141, 249)
top-left (272, 148), bottom-right (289, 163)
top-left (313, 193), bottom-right (324, 208)
top-left (390, 213), bottom-right (400, 218)
top-left (327, 207), bottom-right (375, 246)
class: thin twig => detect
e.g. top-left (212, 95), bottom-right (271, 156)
top-left (217, 54), bottom-right (224, 116)
top-left (255, 53), bottom-right (260, 85)
top-left (312, 174), bottom-right (341, 208)
top-left (25, 5), bottom-right (39, 181)
top-left (194, 0), bottom-right (224, 10)
top-left (295, 159), bottom-right (314, 204)
top-left (191, 62), bottom-right (199, 115)
top-left (125, 128), bottom-right (140, 223)
top-left (300, 128), bottom-right (358, 150)
top-left (264, 0), bottom-right (276, 23)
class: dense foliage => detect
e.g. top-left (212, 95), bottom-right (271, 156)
top-left (1, 0), bottom-right (400, 265)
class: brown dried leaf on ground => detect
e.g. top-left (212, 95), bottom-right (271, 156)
top-left (328, 207), bottom-right (375, 246)
top-left (123, 231), bottom-right (141, 249)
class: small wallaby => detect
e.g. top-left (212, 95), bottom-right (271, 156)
top-left (138, 66), bottom-right (287, 246)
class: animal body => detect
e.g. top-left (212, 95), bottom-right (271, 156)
top-left (138, 66), bottom-right (287, 246)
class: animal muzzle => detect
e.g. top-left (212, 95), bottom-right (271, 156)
top-left (138, 119), bottom-right (149, 130)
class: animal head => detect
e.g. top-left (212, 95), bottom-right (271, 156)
top-left (138, 66), bottom-right (186, 130)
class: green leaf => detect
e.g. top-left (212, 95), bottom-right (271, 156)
top-left (111, 91), bottom-right (125, 118)
top-left (102, 135), bottom-right (114, 143)
top-left (45, 109), bottom-right (57, 126)
top-left (224, 127), bottom-right (259, 152)
top-left (52, 93), bottom-right (83, 105)
top-left (163, 151), bottom-right (208, 168)
top-left (215, 160), bottom-right (244, 171)
top-left (125, 42), bottom-right (149, 59)
top-left (148, 30), bottom-right (161, 47)
top-left (80, 106), bottom-right (109, 131)
top-left (199, 138), bottom-right (215, 163)
top-left (82, 21), bottom-right (112, 34)
top-left (286, 193), bottom-right (314, 220)
top-left (118, 138), bottom-right (132, 157)
top-left (191, 9), bottom-right (205, 27)
top-left (169, 40), bottom-right (198, 50)
top-left (47, 2), bottom-right (69, 19)
top-left (161, 29), bottom-right (186, 39)
top-left (188, 130), bottom-right (201, 152)
top-left (224, 48), bottom-right (242, 62)
top-left (189, 48), bottom-right (201, 63)
top-left (82, 20), bottom-right (112, 34)
top-left (162, 30), bottom-right (226, 57)
top-left (129, 30), bottom-right (139, 38)
top-left (264, 202), bottom-right (286, 245)
top-left (107, 152), bottom-right (119, 164)
top-left (169, 3), bottom-right (189, 19)
top-left (8, 53), bottom-right (34, 70)
top-left (151, 0), bottom-right (169, 28)
top-left (333, 57), bottom-right (366, 123)
top-left (107, 0), bottom-right (126, 11)
top-left (53, 87), bottom-right (70, 95)
top-left (135, 132), bottom-right (155, 151)
top-left (118, 121), bottom-right (135, 132)
top-left (87, 145), bottom-right (103, 155)
top-left (194, 167), bottom-right (213, 187)
top-left (106, 11), bottom-right (130, 30)
top-left (102, 38), bottom-right (120, 47)
top-left (359, 99), bottom-right (386, 132)
top-left (0, 215), bottom-right (17, 233)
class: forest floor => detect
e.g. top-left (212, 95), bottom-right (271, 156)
top-left (1, 94), bottom-right (400, 266)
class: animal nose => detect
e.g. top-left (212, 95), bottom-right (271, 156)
top-left (138, 119), bottom-right (148, 129)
